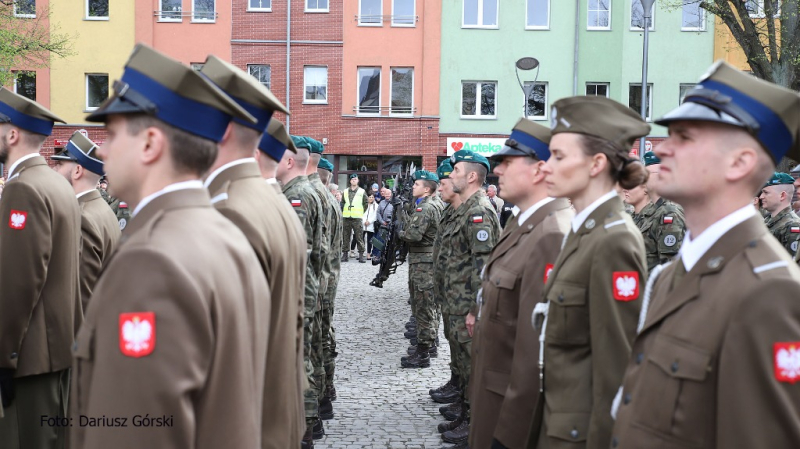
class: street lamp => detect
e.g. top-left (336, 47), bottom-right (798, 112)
top-left (515, 57), bottom-right (540, 118)
top-left (639, 0), bottom-right (655, 162)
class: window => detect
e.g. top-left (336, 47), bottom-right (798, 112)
top-left (359, 0), bottom-right (382, 25)
top-left (586, 82), bottom-right (609, 97)
top-left (14, 0), bottom-right (36, 17)
top-left (13, 71), bottom-right (36, 101)
top-left (248, 65), bottom-right (271, 90)
top-left (526, 0), bottom-right (550, 29)
top-left (629, 83), bottom-right (653, 121)
top-left (357, 67), bottom-right (381, 115)
top-left (304, 66), bottom-right (328, 103)
top-left (248, 0), bottom-right (271, 11)
top-left (193, 0), bottom-right (215, 21)
top-left (390, 68), bottom-right (413, 115)
top-left (190, 63), bottom-right (205, 71)
top-left (588, 0), bottom-right (611, 30)
top-left (524, 82), bottom-right (547, 120)
top-left (463, 0), bottom-right (499, 28)
top-left (631, 0), bottom-right (654, 31)
top-left (392, 0), bottom-right (415, 26)
top-left (86, 0), bottom-right (108, 19)
top-left (679, 83), bottom-right (695, 103)
top-left (86, 74), bottom-right (109, 110)
top-left (681, 0), bottom-right (705, 30)
top-left (461, 81), bottom-right (496, 118)
top-left (159, 0), bottom-right (182, 21)
top-left (306, 0), bottom-right (328, 12)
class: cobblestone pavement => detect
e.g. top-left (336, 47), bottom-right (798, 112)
top-left (317, 258), bottom-right (453, 449)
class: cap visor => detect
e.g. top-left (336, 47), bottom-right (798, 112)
top-left (655, 102), bottom-right (747, 128)
top-left (490, 145), bottom-right (533, 160)
top-left (86, 95), bottom-right (149, 122)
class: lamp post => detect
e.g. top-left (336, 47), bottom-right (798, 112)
top-left (639, 0), bottom-right (655, 162)
top-left (515, 57), bottom-right (540, 118)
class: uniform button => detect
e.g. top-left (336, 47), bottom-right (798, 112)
top-left (612, 437), bottom-right (619, 448)
top-left (635, 353), bottom-right (644, 364)
top-left (624, 393), bottom-right (631, 405)
top-left (558, 294), bottom-right (564, 303)
top-left (671, 361), bottom-right (679, 373)
top-left (495, 280), bottom-right (500, 286)
top-left (570, 429), bottom-right (579, 439)
top-left (9, 352), bottom-right (17, 359)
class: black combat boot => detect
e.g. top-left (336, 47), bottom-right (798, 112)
top-left (437, 406), bottom-right (464, 433)
top-left (431, 385), bottom-right (460, 404)
top-left (428, 342), bottom-right (438, 358)
top-left (319, 397), bottom-right (334, 420)
top-left (325, 383), bottom-right (337, 401)
top-left (340, 251), bottom-right (348, 262)
top-left (403, 329), bottom-right (417, 339)
top-left (442, 410), bottom-right (470, 443)
top-left (312, 419), bottom-right (325, 439)
top-left (440, 399), bottom-right (462, 421)
top-left (301, 428), bottom-right (315, 449)
top-left (401, 345), bottom-right (431, 368)
top-left (409, 337), bottom-right (418, 346)
top-left (430, 373), bottom-right (458, 395)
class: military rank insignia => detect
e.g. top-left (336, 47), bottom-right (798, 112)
top-left (8, 210), bottom-right (27, 230)
top-left (774, 342), bottom-right (800, 383)
top-left (119, 312), bottom-right (156, 358)
top-left (663, 216), bottom-right (674, 224)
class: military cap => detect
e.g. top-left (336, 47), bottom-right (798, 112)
top-left (412, 170), bottom-right (439, 183)
top-left (449, 149), bottom-right (491, 173)
top-left (200, 55), bottom-right (289, 133)
top-left (437, 159), bottom-right (453, 180)
top-left (644, 151), bottom-right (661, 167)
top-left (764, 172), bottom-right (795, 187)
top-left (656, 60), bottom-right (800, 162)
top-left (318, 158), bottom-right (334, 172)
top-left (349, 173), bottom-right (359, 179)
top-left (291, 135), bottom-right (311, 151)
top-left (258, 119), bottom-right (295, 162)
top-left (550, 96), bottom-right (650, 151)
top-left (307, 138), bottom-right (324, 154)
top-left (493, 118), bottom-right (551, 161)
top-left (51, 131), bottom-right (104, 175)
top-left (86, 44), bottom-right (255, 142)
top-left (0, 87), bottom-right (65, 136)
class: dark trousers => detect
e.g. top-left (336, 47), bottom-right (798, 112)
top-left (0, 369), bottom-right (70, 449)
top-left (365, 231), bottom-right (374, 253)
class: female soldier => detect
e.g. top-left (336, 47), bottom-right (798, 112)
top-left (528, 96), bottom-right (648, 449)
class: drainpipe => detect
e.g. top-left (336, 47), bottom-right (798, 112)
top-left (286, 0), bottom-right (292, 132)
top-left (573, 0), bottom-right (580, 95)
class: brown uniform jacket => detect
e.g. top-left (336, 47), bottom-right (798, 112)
top-left (0, 155), bottom-right (81, 377)
top-left (529, 195), bottom-right (645, 449)
top-left (77, 189), bottom-right (121, 312)
top-left (611, 215), bottom-right (800, 449)
top-left (71, 187), bottom-right (270, 449)
top-left (207, 161), bottom-right (306, 449)
top-left (471, 198), bottom-right (573, 449)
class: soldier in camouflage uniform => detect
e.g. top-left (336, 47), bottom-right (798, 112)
top-left (640, 152), bottom-right (686, 272)
top-left (276, 143), bottom-right (326, 445)
top-left (760, 172), bottom-right (800, 257)
top-left (436, 150), bottom-right (500, 445)
top-left (99, 179), bottom-right (131, 230)
top-left (398, 170), bottom-right (442, 368)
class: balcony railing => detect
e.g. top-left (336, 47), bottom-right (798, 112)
top-left (154, 10), bottom-right (218, 21)
top-left (355, 14), bottom-right (418, 25)
top-left (352, 105), bottom-right (416, 116)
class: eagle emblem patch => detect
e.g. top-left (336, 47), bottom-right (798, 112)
top-left (774, 342), bottom-right (800, 383)
top-left (119, 312), bottom-right (156, 358)
top-left (612, 272), bottom-right (639, 301)
top-left (9, 210), bottom-right (27, 230)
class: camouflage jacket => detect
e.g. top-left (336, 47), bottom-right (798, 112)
top-left (638, 198), bottom-right (685, 272)
top-left (100, 188), bottom-right (131, 231)
top-left (433, 204), bottom-right (455, 308)
top-left (764, 206), bottom-right (800, 256)
top-left (631, 202), bottom-right (653, 229)
top-left (282, 175), bottom-right (324, 315)
top-left (398, 195), bottom-right (442, 264)
top-left (309, 173), bottom-right (332, 299)
top-left (439, 190), bottom-right (500, 316)
top-left (323, 188), bottom-right (343, 308)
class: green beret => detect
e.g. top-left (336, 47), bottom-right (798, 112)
top-left (449, 149), bottom-right (491, 173)
top-left (318, 158), bottom-right (333, 172)
top-left (306, 137), bottom-right (324, 154)
top-left (413, 170), bottom-right (439, 183)
top-left (437, 160), bottom-right (453, 180)
top-left (349, 173), bottom-right (359, 179)
top-left (291, 135), bottom-right (311, 150)
top-left (765, 172), bottom-right (795, 187)
top-left (550, 96), bottom-right (650, 151)
top-left (643, 152), bottom-right (661, 166)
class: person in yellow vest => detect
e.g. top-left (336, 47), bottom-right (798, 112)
top-left (341, 174), bottom-right (368, 263)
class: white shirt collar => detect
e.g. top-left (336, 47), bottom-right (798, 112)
top-left (678, 205), bottom-right (755, 271)
top-left (132, 180), bottom-right (204, 217)
top-left (7, 153), bottom-right (40, 179)
top-left (518, 197), bottom-right (556, 226)
top-left (76, 189), bottom-right (95, 199)
top-left (571, 190), bottom-right (617, 233)
top-left (203, 158), bottom-right (255, 188)
top-left (265, 178), bottom-right (278, 185)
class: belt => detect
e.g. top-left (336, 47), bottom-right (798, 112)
top-left (409, 246), bottom-right (434, 253)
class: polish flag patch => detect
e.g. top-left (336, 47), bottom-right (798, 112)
top-left (774, 342), bottom-right (800, 383)
top-left (291, 199), bottom-right (302, 207)
top-left (472, 215), bottom-right (484, 223)
top-left (544, 264), bottom-right (554, 283)
top-left (416, 207), bottom-right (423, 212)
top-left (119, 202), bottom-right (128, 209)
top-left (791, 227), bottom-right (800, 234)
top-left (663, 216), bottom-right (674, 224)
top-left (9, 210), bottom-right (27, 230)
top-left (119, 312), bottom-right (156, 358)
top-left (612, 272), bottom-right (639, 301)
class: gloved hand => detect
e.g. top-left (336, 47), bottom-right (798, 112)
top-left (491, 438), bottom-right (509, 449)
top-left (0, 368), bottom-right (15, 408)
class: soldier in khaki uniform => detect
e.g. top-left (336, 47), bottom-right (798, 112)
top-left (51, 131), bottom-right (121, 312)
top-left (759, 172), bottom-right (800, 257)
top-left (0, 88), bottom-right (80, 449)
top-left (470, 119), bottom-right (573, 449)
top-left (70, 44), bottom-right (270, 449)
top-left (612, 61), bottom-right (800, 448)
top-left (200, 57), bottom-right (307, 449)
top-left (638, 152), bottom-right (686, 272)
top-left (527, 96), bottom-right (648, 449)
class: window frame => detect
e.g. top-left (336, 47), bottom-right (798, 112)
top-left (525, 0), bottom-right (550, 30)
top-left (680, 0), bottom-right (706, 31)
top-left (192, 0), bottom-right (216, 22)
top-left (85, 73), bottom-right (109, 111)
top-left (587, 0), bottom-right (612, 31)
top-left (85, 0), bottom-right (109, 20)
top-left (356, 67), bottom-right (382, 116)
top-left (358, 0), bottom-right (383, 26)
top-left (524, 81), bottom-right (548, 120)
top-left (630, 0), bottom-right (655, 31)
top-left (305, 0), bottom-right (329, 13)
top-left (460, 80), bottom-right (498, 120)
top-left (304, 65), bottom-right (329, 104)
top-left (13, 0), bottom-right (36, 18)
top-left (745, 0), bottom-right (780, 18)
top-left (462, 0), bottom-right (500, 30)
top-left (679, 83), bottom-right (695, 104)
top-left (389, 67), bottom-right (414, 117)
top-left (585, 82), bottom-right (610, 98)
top-left (247, 64), bottom-right (271, 90)
top-left (247, 0), bottom-right (272, 12)
top-left (391, 0), bottom-right (416, 27)
top-left (158, 0), bottom-right (182, 22)
top-left (628, 82), bottom-right (653, 122)
top-left (12, 71), bottom-right (36, 101)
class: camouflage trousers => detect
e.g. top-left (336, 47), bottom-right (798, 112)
top-left (447, 313), bottom-right (472, 409)
top-left (321, 275), bottom-right (338, 392)
top-left (409, 261), bottom-right (436, 347)
top-left (341, 218), bottom-right (364, 254)
top-left (303, 314), bottom-right (318, 424)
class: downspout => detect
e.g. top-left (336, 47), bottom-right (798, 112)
top-left (573, 0), bottom-right (580, 95)
top-left (286, 0), bottom-right (292, 132)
